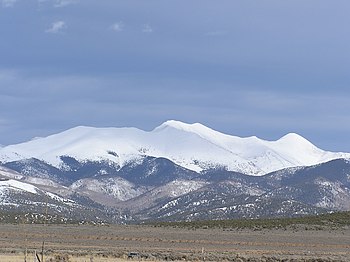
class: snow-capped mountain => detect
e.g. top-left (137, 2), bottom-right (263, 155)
top-left (0, 167), bottom-right (122, 223)
top-left (0, 120), bottom-right (349, 176)
top-left (135, 159), bottom-right (350, 222)
top-left (0, 177), bottom-right (74, 211)
top-left (0, 121), bottom-right (350, 223)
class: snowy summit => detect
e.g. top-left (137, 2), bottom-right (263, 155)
top-left (0, 120), bottom-right (349, 176)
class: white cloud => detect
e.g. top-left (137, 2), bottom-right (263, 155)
top-left (142, 24), bottom-right (153, 33)
top-left (45, 21), bottom-right (66, 33)
top-left (37, 0), bottom-right (77, 8)
top-left (54, 0), bottom-right (77, 8)
top-left (111, 22), bottom-right (124, 32)
top-left (1, 0), bottom-right (17, 7)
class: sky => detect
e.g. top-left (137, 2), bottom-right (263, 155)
top-left (0, 0), bottom-right (350, 152)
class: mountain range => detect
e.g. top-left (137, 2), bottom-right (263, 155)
top-left (0, 120), bottom-right (349, 223)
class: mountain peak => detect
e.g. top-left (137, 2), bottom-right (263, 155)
top-left (277, 132), bottom-right (313, 146)
top-left (156, 120), bottom-right (199, 128)
top-left (154, 120), bottom-right (213, 133)
top-left (1, 121), bottom-right (349, 176)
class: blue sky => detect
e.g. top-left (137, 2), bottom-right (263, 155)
top-left (0, 0), bottom-right (350, 151)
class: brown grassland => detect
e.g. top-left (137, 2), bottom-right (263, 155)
top-left (0, 222), bottom-right (349, 261)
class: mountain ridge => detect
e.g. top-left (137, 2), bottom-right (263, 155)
top-left (1, 156), bottom-right (350, 223)
top-left (0, 120), bottom-right (349, 176)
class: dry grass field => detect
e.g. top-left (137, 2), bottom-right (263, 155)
top-left (0, 223), bottom-right (349, 261)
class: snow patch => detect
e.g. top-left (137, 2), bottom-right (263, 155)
top-left (45, 192), bottom-right (75, 206)
top-left (70, 176), bottom-right (146, 201)
top-left (0, 179), bottom-right (38, 194)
